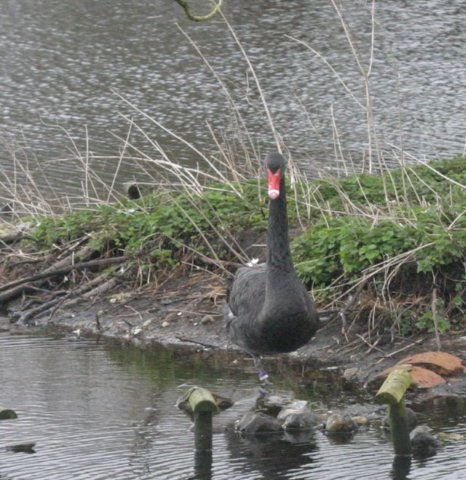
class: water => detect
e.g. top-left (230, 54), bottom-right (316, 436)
top-left (0, 332), bottom-right (465, 479)
top-left (0, 0), bottom-right (465, 202)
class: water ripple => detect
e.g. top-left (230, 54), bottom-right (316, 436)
top-left (0, 333), bottom-right (466, 479)
top-left (1, 0), bottom-right (465, 201)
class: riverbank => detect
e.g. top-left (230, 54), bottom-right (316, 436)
top-left (2, 264), bottom-right (465, 381)
top-left (1, 155), bottom-right (465, 389)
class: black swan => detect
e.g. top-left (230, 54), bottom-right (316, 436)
top-left (225, 153), bottom-right (320, 358)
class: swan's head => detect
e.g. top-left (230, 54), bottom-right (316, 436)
top-left (265, 153), bottom-right (285, 200)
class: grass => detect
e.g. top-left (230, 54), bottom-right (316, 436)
top-left (24, 155), bottom-right (466, 339)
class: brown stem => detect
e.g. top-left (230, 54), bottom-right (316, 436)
top-left (0, 256), bottom-right (128, 304)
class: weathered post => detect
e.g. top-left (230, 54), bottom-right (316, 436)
top-left (187, 387), bottom-right (218, 480)
top-left (188, 387), bottom-right (217, 449)
top-left (375, 366), bottom-right (413, 456)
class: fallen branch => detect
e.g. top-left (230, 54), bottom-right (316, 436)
top-left (0, 256), bottom-right (128, 304)
top-left (48, 276), bottom-right (121, 322)
top-left (375, 338), bottom-right (425, 365)
top-left (175, 336), bottom-right (219, 349)
top-left (0, 256), bottom-right (128, 294)
top-left (16, 270), bottom-right (119, 324)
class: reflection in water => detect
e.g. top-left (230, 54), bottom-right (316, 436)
top-left (0, 0), bottom-right (465, 201)
top-left (194, 447), bottom-right (213, 480)
top-left (0, 333), bottom-right (465, 479)
top-left (391, 454), bottom-right (412, 480)
top-left (224, 428), bottom-right (318, 480)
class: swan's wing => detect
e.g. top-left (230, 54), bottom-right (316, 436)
top-left (226, 264), bottom-right (266, 319)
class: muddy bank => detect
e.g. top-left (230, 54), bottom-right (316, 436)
top-left (2, 264), bottom-right (466, 399)
top-left (1, 155), bottom-right (465, 401)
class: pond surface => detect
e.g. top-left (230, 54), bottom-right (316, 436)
top-left (0, 0), bottom-right (465, 202)
top-left (0, 332), bottom-right (465, 479)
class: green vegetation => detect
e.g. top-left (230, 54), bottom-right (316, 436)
top-left (292, 156), bottom-right (466, 334)
top-left (31, 181), bottom-right (268, 269)
top-left (29, 156), bottom-right (466, 336)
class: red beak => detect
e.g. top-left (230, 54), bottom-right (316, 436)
top-left (267, 168), bottom-right (282, 199)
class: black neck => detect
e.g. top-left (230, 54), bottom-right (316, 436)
top-left (266, 175), bottom-right (293, 272)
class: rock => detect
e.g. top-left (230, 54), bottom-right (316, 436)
top-left (438, 432), bottom-right (465, 442)
top-left (255, 393), bottom-right (294, 417)
top-left (0, 316), bottom-right (10, 332)
top-left (280, 410), bottom-right (321, 431)
top-left (277, 402), bottom-right (321, 432)
top-left (235, 411), bottom-right (283, 435)
top-left (212, 393), bottom-right (234, 411)
top-left (325, 412), bottom-right (358, 434)
top-left (343, 404), bottom-right (383, 423)
top-left (200, 315), bottom-right (215, 324)
top-left (343, 368), bottom-right (360, 381)
top-left (351, 415), bottom-right (369, 426)
top-left (0, 408), bottom-right (18, 420)
top-left (6, 442), bottom-right (36, 454)
top-left (410, 425), bottom-right (440, 458)
top-left (412, 389), bottom-right (465, 414)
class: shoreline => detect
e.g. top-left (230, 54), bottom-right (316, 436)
top-left (1, 155), bottom-right (465, 401)
top-left (3, 265), bottom-right (465, 389)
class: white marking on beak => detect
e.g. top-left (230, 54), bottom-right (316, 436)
top-left (268, 189), bottom-right (280, 199)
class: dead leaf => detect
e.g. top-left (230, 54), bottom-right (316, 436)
top-left (409, 366), bottom-right (446, 389)
top-left (370, 363), bottom-right (446, 389)
top-left (397, 351), bottom-right (465, 376)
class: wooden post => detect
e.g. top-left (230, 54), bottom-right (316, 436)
top-left (375, 366), bottom-right (412, 456)
top-left (188, 387), bottom-right (218, 450)
top-left (187, 387), bottom-right (218, 480)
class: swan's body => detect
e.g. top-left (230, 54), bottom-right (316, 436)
top-left (225, 153), bottom-right (319, 355)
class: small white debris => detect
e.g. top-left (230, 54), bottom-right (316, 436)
top-left (177, 311), bottom-right (182, 316)
top-left (162, 321), bottom-right (170, 328)
top-left (246, 258), bottom-right (259, 267)
top-left (131, 326), bottom-right (142, 336)
top-left (72, 329), bottom-right (81, 338)
top-left (142, 319), bottom-right (152, 328)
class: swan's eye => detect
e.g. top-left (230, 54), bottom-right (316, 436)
top-left (267, 168), bottom-right (282, 199)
